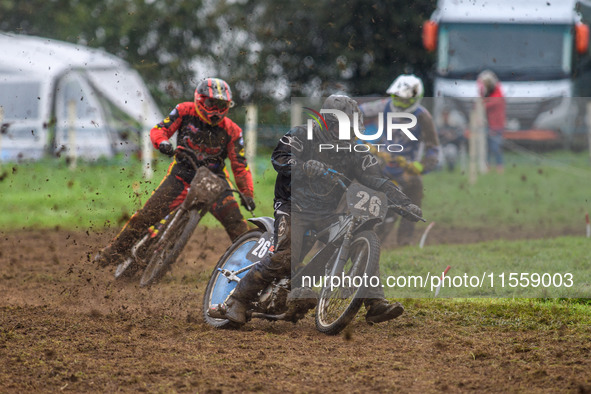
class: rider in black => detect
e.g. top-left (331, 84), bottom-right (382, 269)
top-left (209, 95), bottom-right (422, 325)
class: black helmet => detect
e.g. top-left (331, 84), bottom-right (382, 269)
top-left (320, 94), bottom-right (365, 141)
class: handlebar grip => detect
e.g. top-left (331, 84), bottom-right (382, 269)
top-left (389, 204), bottom-right (426, 222)
top-left (325, 168), bottom-right (347, 190)
top-left (229, 189), bottom-right (256, 217)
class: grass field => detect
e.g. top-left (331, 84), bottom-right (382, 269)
top-left (403, 297), bottom-right (591, 331)
top-left (422, 151), bottom-right (591, 230)
top-left (0, 155), bottom-right (278, 230)
top-left (380, 236), bottom-right (591, 298)
top-left (1, 150), bottom-right (590, 391)
top-left (1, 150), bottom-right (589, 231)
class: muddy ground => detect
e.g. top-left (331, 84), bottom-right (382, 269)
top-left (0, 225), bottom-right (589, 393)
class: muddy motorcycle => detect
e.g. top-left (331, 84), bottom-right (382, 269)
top-left (203, 169), bottom-right (424, 335)
top-left (114, 147), bottom-right (252, 287)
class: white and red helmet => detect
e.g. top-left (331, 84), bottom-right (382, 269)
top-left (194, 78), bottom-right (234, 125)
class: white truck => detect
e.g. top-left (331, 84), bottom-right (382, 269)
top-left (0, 33), bottom-right (162, 163)
top-left (423, 0), bottom-right (591, 149)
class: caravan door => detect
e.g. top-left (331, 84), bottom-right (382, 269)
top-left (54, 71), bottom-right (113, 160)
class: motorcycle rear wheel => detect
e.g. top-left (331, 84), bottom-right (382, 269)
top-left (203, 229), bottom-right (264, 328)
top-left (315, 230), bottom-right (380, 335)
top-left (139, 209), bottom-right (201, 287)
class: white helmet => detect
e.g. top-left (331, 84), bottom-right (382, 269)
top-left (386, 74), bottom-right (424, 112)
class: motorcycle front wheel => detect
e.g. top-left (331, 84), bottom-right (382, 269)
top-left (139, 209), bottom-right (201, 287)
top-left (114, 233), bottom-right (153, 280)
top-left (315, 230), bottom-right (380, 335)
top-left (202, 229), bottom-right (264, 328)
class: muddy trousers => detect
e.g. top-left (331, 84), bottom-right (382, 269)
top-left (377, 174), bottom-right (424, 245)
top-left (110, 161), bottom-right (247, 255)
top-left (230, 205), bottom-right (387, 304)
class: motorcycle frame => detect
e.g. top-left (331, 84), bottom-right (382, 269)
top-left (246, 211), bottom-right (380, 322)
top-left (120, 166), bottom-right (228, 276)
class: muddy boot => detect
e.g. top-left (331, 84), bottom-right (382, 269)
top-left (208, 296), bottom-right (249, 325)
top-left (364, 298), bottom-right (404, 324)
top-left (93, 244), bottom-right (124, 267)
top-left (208, 267), bottom-right (271, 325)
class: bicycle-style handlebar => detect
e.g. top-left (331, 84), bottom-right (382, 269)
top-left (388, 203), bottom-right (426, 222)
top-left (173, 146), bottom-right (255, 216)
top-left (173, 146), bottom-right (207, 170)
top-left (321, 167), bottom-right (426, 222)
top-left (324, 168), bottom-right (348, 190)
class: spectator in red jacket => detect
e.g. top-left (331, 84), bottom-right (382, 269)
top-left (477, 70), bottom-right (506, 174)
top-left (94, 77), bottom-right (255, 267)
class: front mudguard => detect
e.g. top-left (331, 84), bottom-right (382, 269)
top-left (354, 217), bottom-right (383, 235)
top-left (248, 216), bottom-right (275, 235)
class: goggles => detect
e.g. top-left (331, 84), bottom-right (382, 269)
top-left (203, 97), bottom-right (233, 111)
top-left (391, 94), bottom-right (418, 110)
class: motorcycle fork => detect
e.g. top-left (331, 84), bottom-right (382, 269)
top-left (328, 221), bottom-right (354, 275)
top-left (131, 233), bottom-right (151, 263)
top-left (155, 207), bottom-right (203, 247)
top-left (157, 208), bottom-right (185, 242)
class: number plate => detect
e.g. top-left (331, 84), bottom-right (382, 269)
top-left (246, 231), bottom-right (274, 262)
top-left (346, 183), bottom-right (387, 220)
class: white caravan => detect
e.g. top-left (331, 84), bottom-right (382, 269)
top-left (0, 33), bottom-right (162, 162)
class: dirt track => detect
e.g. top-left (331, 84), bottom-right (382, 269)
top-left (1, 226), bottom-right (590, 392)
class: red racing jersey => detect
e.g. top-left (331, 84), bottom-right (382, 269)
top-left (483, 85), bottom-right (506, 132)
top-left (150, 102), bottom-right (254, 197)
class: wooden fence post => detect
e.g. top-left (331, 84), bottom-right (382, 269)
top-left (67, 100), bottom-right (77, 169)
top-left (245, 104), bottom-right (258, 177)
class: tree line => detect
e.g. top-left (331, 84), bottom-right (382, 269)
top-left (1, 0), bottom-right (436, 118)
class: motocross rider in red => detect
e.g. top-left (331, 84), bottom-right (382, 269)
top-left (94, 78), bottom-right (255, 267)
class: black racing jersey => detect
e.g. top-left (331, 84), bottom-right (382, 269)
top-left (271, 125), bottom-right (410, 213)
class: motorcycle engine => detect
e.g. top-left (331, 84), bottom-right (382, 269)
top-left (257, 279), bottom-right (290, 315)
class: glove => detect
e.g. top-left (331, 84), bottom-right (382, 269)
top-left (394, 156), bottom-right (423, 175)
top-left (158, 141), bottom-right (174, 156)
top-left (240, 195), bottom-right (256, 212)
top-left (368, 144), bottom-right (390, 163)
top-left (393, 155), bottom-right (407, 167)
top-left (406, 161), bottom-right (423, 175)
top-left (396, 203), bottom-right (423, 222)
top-left (303, 160), bottom-right (327, 178)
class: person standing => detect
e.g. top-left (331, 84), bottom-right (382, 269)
top-left (436, 106), bottom-right (467, 172)
top-left (477, 70), bottom-right (506, 174)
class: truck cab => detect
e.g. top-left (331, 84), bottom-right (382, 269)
top-left (423, 0), bottom-right (590, 148)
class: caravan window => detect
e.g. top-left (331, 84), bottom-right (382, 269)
top-left (0, 81), bottom-right (40, 120)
